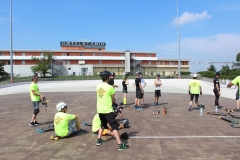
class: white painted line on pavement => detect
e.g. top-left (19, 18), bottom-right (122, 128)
top-left (130, 136), bottom-right (240, 138)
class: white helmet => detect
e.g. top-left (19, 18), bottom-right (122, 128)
top-left (56, 102), bottom-right (66, 111)
top-left (193, 73), bottom-right (198, 78)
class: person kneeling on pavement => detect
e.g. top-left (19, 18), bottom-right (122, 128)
top-left (54, 102), bottom-right (88, 138)
top-left (92, 113), bottom-right (130, 136)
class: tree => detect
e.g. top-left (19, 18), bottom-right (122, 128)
top-left (31, 52), bottom-right (54, 77)
top-left (220, 64), bottom-right (230, 76)
top-left (207, 64), bottom-right (216, 72)
top-left (232, 52), bottom-right (240, 69)
top-left (0, 61), bottom-right (9, 78)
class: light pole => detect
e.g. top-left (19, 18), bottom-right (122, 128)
top-left (177, 0), bottom-right (181, 78)
top-left (10, 0), bottom-right (14, 83)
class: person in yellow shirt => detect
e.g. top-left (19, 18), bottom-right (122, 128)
top-left (96, 70), bottom-right (129, 151)
top-left (54, 102), bottom-right (87, 138)
top-left (29, 75), bottom-right (44, 126)
top-left (188, 73), bottom-right (202, 111)
top-left (227, 76), bottom-right (240, 111)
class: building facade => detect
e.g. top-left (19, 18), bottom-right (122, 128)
top-left (0, 41), bottom-right (190, 77)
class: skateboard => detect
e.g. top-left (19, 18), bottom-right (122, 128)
top-left (225, 107), bottom-right (234, 113)
top-left (50, 130), bottom-right (88, 141)
top-left (36, 124), bottom-right (54, 133)
top-left (41, 97), bottom-right (49, 111)
top-left (230, 114), bottom-right (240, 119)
top-left (206, 112), bottom-right (227, 116)
top-left (218, 115), bottom-right (239, 124)
top-left (197, 104), bottom-right (205, 109)
top-left (153, 110), bottom-right (160, 115)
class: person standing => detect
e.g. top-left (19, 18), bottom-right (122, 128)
top-left (96, 71), bottom-right (129, 151)
top-left (227, 76), bottom-right (240, 111)
top-left (188, 73), bottom-right (202, 111)
top-left (122, 76), bottom-right (129, 107)
top-left (213, 72), bottom-right (221, 109)
top-left (133, 72), bottom-right (143, 110)
top-left (29, 75), bottom-right (43, 126)
top-left (154, 74), bottom-right (162, 106)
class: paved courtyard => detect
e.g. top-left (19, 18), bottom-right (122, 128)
top-left (0, 79), bottom-right (240, 160)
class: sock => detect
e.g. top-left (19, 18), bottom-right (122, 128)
top-left (123, 98), bottom-right (126, 104)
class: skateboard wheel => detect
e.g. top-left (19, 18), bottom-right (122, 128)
top-left (55, 137), bottom-right (59, 141)
top-left (50, 136), bottom-right (54, 140)
top-left (218, 116), bottom-right (221, 119)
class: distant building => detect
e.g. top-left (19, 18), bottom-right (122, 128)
top-left (0, 41), bottom-right (190, 77)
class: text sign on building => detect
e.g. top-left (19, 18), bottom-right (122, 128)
top-left (60, 41), bottom-right (106, 46)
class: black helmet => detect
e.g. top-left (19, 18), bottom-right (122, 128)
top-left (100, 71), bottom-right (111, 78)
top-left (216, 72), bottom-right (220, 76)
top-left (157, 73), bottom-right (160, 77)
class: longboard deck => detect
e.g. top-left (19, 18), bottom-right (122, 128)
top-left (218, 116), bottom-right (239, 124)
top-left (206, 112), bottom-right (227, 116)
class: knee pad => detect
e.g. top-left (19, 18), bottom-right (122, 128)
top-left (34, 109), bottom-right (39, 115)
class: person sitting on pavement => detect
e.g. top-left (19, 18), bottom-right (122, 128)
top-left (54, 102), bottom-right (88, 138)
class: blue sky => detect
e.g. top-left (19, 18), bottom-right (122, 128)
top-left (0, 0), bottom-right (240, 73)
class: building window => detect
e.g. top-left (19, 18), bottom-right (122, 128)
top-left (41, 53), bottom-right (43, 56)
top-left (132, 54), bottom-right (135, 57)
top-left (162, 61), bottom-right (164, 65)
top-left (121, 61), bottom-right (124, 64)
top-left (100, 53), bottom-right (102, 56)
top-left (0, 53), bottom-right (4, 56)
top-left (149, 61), bottom-right (151, 65)
top-left (149, 54), bottom-right (151, 57)
top-left (174, 71), bottom-right (176, 75)
top-left (22, 61), bottom-right (25, 65)
top-left (63, 61), bottom-right (66, 65)
top-left (99, 60), bottom-right (102, 64)
top-left (80, 53), bottom-right (83, 56)
top-left (22, 53), bottom-right (25, 56)
top-left (163, 71), bottom-right (165, 76)
top-left (62, 53), bottom-right (65, 56)
top-left (67, 53), bottom-right (69, 56)
top-left (93, 53), bottom-right (96, 56)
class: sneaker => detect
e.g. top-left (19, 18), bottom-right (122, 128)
top-left (136, 106), bottom-right (143, 111)
top-left (118, 143), bottom-right (130, 151)
top-left (77, 129), bottom-right (88, 135)
top-left (153, 102), bottom-right (156, 106)
top-left (34, 121), bottom-right (40, 125)
top-left (188, 106), bottom-right (192, 111)
top-left (96, 139), bottom-right (105, 146)
top-left (156, 102), bottom-right (158, 105)
top-left (134, 106), bottom-right (137, 109)
top-left (29, 122), bottom-right (35, 127)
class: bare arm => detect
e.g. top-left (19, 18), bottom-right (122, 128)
top-left (125, 80), bottom-right (129, 85)
top-left (31, 90), bottom-right (43, 98)
top-left (227, 82), bottom-right (234, 88)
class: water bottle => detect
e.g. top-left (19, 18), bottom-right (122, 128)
top-left (200, 107), bottom-right (203, 116)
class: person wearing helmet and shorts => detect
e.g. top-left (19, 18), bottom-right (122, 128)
top-left (227, 76), bottom-right (240, 111)
top-left (188, 73), bottom-right (202, 111)
top-left (213, 72), bottom-right (221, 109)
top-left (54, 102), bottom-right (88, 138)
top-left (96, 70), bottom-right (129, 151)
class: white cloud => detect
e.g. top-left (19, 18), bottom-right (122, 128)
top-left (156, 33), bottom-right (240, 72)
top-left (173, 11), bottom-right (211, 26)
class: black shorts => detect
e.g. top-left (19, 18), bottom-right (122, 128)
top-left (236, 89), bottom-right (239, 100)
top-left (136, 88), bottom-right (143, 99)
top-left (155, 90), bottom-right (161, 97)
top-left (98, 112), bottom-right (119, 131)
top-left (190, 94), bottom-right (199, 103)
top-left (122, 88), bottom-right (128, 93)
